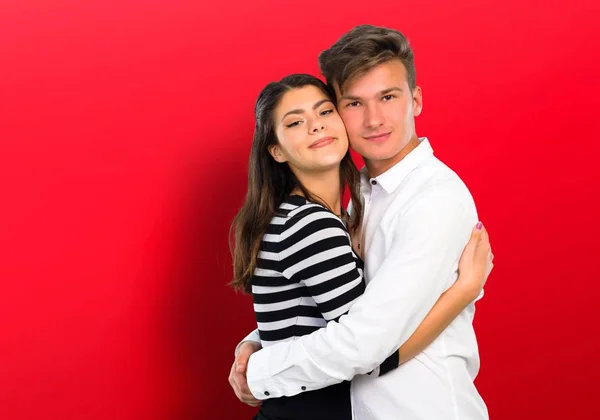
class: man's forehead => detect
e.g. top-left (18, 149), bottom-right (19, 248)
top-left (333, 60), bottom-right (407, 98)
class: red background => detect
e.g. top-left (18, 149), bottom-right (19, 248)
top-left (1, 0), bottom-right (598, 419)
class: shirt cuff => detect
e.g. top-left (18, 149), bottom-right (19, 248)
top-left (245, 341), bottom-right (343, 400)
top-left (378, 350), bottom-right (400, 376)
top-left (246, 349), bottom-right (290, 400)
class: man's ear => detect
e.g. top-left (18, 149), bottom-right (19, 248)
top-left (268, 145), bottom-right (287, 163)
top-left (412, 86), bottom-right (423, 116)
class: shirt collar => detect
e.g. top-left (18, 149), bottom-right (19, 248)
top-left (361, 137), bottom-right (434, 194)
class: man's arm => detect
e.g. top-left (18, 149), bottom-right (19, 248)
top-left (245, 187), bottom-right (476, 399)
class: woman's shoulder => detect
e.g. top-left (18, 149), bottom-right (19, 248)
top-left (278, 195), bottom-right (346, 233)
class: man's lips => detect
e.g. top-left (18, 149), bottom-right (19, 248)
top-left (364, 132), bottom-right (391, 142)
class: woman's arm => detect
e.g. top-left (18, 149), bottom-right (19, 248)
top-left (398, 282), bottom-right (476, 363)
top-left (397, 222), bottom-right (493, 364)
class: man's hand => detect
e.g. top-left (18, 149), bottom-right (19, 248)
top-left (229, 341), bottom-right (262, 407)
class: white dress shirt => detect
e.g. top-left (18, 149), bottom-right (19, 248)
top-left (243, 138), bottom-right (488, 420)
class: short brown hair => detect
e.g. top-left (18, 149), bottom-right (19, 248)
top-left (318, 24), bottom-right (416, 96)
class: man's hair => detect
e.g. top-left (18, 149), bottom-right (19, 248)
top-left (318, 24), bottom-right (416, 96)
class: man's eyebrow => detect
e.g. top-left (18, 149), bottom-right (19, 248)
top-left (381, 87), bottom-right (403, 95)
top-left (338, 93), bottom-right (361, 102)
top-left (280, 98), bottom-right (332, 122)
top-left (339, 87), bottom-right (403, 102)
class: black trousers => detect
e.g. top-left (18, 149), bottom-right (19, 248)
top-left (250, 381), bottom-right (352, 420)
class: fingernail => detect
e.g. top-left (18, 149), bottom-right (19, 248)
top-left (476, 222), bottom-right (483, 230)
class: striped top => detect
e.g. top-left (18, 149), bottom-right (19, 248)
top-left (251, 194), bottom-right (399, 420)
top-left (252, 194), bottom-right (365, 346)
top-left (251, 195), bottom-right (398, 374)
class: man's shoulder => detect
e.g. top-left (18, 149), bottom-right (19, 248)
top-left (385, 156), bottom-right (477, 225)
top-left (416, 154), bottom-right (466, 182)
top-left (412, 156), bottom-right (474, 204)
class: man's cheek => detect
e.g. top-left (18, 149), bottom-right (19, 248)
top-left (341, 119), bottom-right (358, 136)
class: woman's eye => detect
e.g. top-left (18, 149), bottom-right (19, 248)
top-left (320, 109), bottom-right (334, 116)
top-left (286, 121), bottom-right (301, 128)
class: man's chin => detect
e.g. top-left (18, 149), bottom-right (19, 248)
top-left (359, 150), bottom-right (396, 162)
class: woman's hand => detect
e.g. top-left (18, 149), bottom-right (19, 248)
top-left (456, 222), bottom-right (494, 300)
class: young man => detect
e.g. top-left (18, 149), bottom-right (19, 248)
top-left (230, 25), bottom-right (490, 419)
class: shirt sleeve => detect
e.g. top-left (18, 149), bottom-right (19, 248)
top-left (245, 187), bottom-right (476, 399)
top-left (234, 328), bottom-right (261, 356)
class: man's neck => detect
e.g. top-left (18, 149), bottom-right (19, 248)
top-left (293, 168), bottom-right (342, 216)
top-left (364, 136), bottom-right (420, 178)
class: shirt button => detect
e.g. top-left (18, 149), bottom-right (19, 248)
top-left (371, 179), bottom-right (377, 185)
top-left (301, 386), bottom-right (306, 390)
top-left (264, 391), bottom-right (270, 396)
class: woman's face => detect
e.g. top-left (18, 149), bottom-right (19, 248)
top-left (269, 85), bottom-right (349, 175)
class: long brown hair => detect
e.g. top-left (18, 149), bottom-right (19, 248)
top-left (229, 74), bottom-right (363, 293)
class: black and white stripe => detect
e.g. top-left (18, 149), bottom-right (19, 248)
top-left (252, 195), bottom-right (365, 346)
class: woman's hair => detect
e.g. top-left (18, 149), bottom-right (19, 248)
top-left (229, 74), bottom-right (363, 293)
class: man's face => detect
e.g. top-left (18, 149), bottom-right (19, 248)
top-left (335, 60), bottom-right (423, 174)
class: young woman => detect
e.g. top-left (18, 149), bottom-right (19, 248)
top-left (230, 74), bottom-right (493, 420)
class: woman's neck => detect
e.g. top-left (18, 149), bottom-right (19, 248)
top-left (292, 168), bottom-right (342, 216)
